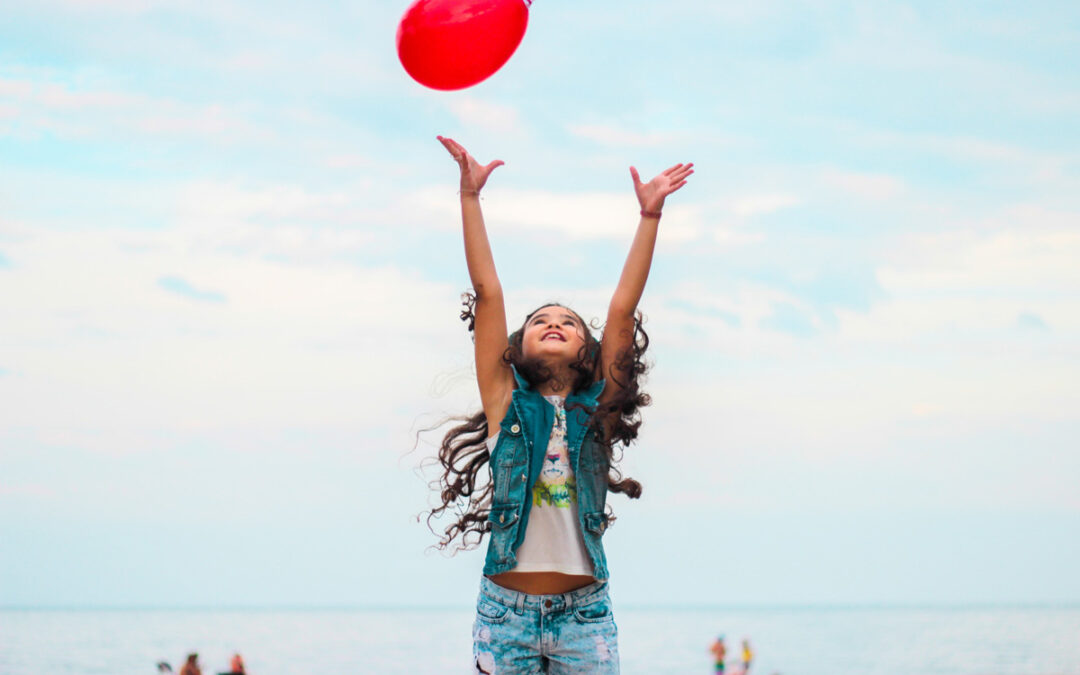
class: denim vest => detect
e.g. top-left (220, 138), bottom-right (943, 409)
top-left (483, 368), bottom-right (612, 580)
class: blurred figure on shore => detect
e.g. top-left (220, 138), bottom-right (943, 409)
top-left (225, 653), bottom-right (246, 674)
top-left (178, 653), bottom-right (201, 675)
top-left (741, 638), bottom-right (754, 673)
top-left (709, 635), bottom-right (727, 674)
top-left (156, 662), bottom-right (172, 673)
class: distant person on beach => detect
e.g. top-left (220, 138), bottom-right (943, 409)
top-left (224, 653), bottom-right (246, 674)
top-left (427, 136), bottom-right (693, 674)
top-left (709, 635), bottom-right (727, 674)
top-left (156, 663), bottom-right (172, 673)
top-left (178, 653), bottom-right (201, 675)
top-left (741, 638), bottom-right (754, 673)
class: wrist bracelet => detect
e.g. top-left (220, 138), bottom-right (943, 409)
top-left (640, 209), bottom-right (662, 219)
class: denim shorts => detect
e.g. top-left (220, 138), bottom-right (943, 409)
top-left (472, 576), bottom-right (620, 674)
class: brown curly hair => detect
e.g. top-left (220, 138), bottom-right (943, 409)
top-left (424, 292), bottom-right (651, 551)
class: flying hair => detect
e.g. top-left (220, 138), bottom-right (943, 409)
top-left (423, 292), bottom-right (650, 552)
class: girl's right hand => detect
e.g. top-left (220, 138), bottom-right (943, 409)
top-left (438, 136), bottom-right (504, 195)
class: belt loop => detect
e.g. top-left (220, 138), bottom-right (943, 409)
top-left (566, 591), bottom-right (574, 612)
top-left (515, 591), bottom-right (526, 615)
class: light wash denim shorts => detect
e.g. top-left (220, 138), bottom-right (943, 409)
top-left (472, 576), bottom-right (620, 674)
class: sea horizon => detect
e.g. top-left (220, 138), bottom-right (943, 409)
top-left (5, 605), bottom-right (1080, 674)
top-left (5, 600), bottom-right (1079, 611)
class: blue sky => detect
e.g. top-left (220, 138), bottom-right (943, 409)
top-left (1, 0), bottom-right (1078, 608)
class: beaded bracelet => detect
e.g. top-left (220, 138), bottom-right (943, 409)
top-left (640, 209), bottom-right (662, 219)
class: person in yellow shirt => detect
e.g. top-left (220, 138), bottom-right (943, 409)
top-left (741, 638), bottom-right (754, 673)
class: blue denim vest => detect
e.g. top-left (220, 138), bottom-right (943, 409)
top-left (483, 368), bottom-right (612, 580)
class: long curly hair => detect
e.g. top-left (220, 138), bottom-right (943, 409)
top-left (424, 292), bottom-right (650, 552)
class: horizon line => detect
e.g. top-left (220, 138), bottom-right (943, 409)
top-left (3, 601), bottom-right (1079, 612)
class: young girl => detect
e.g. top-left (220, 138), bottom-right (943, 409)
top-left (430, 135), bottom-right (692, 674)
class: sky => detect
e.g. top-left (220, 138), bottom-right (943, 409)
top-left (1, 0), bottom-right (1079, 609)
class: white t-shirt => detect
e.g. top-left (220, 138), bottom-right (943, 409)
top-left (486, 395), bottom-right (594, 576)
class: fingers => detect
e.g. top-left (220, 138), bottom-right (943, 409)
top-left (484, 159), bottom-right (505, 173)
top-left (629, 166), bottom-right (642, 186)
top-left (640, 163), bottom-right (694, 185)
top-left (662, 162), bottom-right (693, 175)
top-left (665, 166), bottom-right (694, 186)
top-left (437, 135), bottom-right (468, 163)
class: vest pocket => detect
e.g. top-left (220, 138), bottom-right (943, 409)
top-left (489, 503), bottom-right (520, 529)
top-left (488, 503), bottom-right (521, 563)
top-left (584, 511), bottom-right (609, 536)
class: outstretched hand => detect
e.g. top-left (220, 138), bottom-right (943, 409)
top-left (630, 162), bottom-right (694, 213)
top-left (438, 135), bottom-right (504, 195)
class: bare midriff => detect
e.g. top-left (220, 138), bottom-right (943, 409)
top-left (488, 571), bottom-right (596, 595)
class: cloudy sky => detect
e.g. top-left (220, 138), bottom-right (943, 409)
top-left (1, 0), bottom-right (1078, 608)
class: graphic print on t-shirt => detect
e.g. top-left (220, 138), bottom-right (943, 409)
top-left (533, 397), bottom-right (577, 508)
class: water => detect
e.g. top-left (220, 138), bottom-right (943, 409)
top-left (1, 607), bottom-right (1078, 674)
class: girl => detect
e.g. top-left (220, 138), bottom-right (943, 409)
top-left (430, 135), bottom-right (692, 674)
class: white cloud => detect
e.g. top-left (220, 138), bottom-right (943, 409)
top-left (0, 483), bottom-right (57, 498)
top-left (177, 181), bottom-right (354, 222)
top-left (880, 228), bottom-right (1080, 300)
top-left (50, 0), bottom-right (177, 8)
top-left (839, 124), bottom-right (1076, 184)
top-left (0, 223), bottom-right (465, 456)
top-left (566, 123), bottom-right (680, 148)
top-left (407, 185), bottom-right (705, 243)
top-left (446, 97), bottom-right (524, 135)
top-left (492, 189), bottom-right (705, 242)
top-left (823, 169), bottom-right (906, 201)
top-left (730, 193), bottom-right (800, 217)
top-left (712, 222), bottom-right (766, 247)
top-left (0, 73), bottom-right (270, 142)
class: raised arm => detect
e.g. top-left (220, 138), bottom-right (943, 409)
top-left (437, 136), bottom-right (514, 431)
top-left (600, 161), bottom-right (694, 403)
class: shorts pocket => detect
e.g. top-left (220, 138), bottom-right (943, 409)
top-left (476, 597), bottom-right (511, 624)
top-left (572, 599), bottom-right (613, 624)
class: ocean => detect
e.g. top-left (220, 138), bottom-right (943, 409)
top-left (2, 606), bottom-right (1078, 674)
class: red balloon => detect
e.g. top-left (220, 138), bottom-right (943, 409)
top-left (397, 0), bottom-right (531, 91)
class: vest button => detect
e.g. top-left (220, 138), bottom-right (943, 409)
top-left (510, 424), bottom-right (521, 434)
top-left (499, 513), bottom-right (505, 523)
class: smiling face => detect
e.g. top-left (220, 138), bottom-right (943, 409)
top-left (520, 305), bottom-right (587, 365)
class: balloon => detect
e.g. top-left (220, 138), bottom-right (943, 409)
top-left (397, 0), bottom-right (531, 91)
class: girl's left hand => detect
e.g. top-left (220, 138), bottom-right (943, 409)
top-left (438, 135), bottom-right (504, 195)
top-left (630, 162), bottom-right (694, 213)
